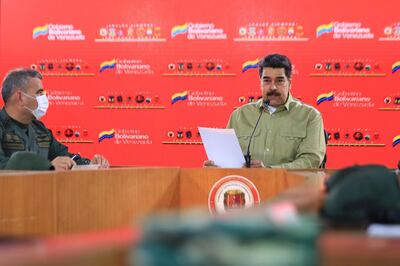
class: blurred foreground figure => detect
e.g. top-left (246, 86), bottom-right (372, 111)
top-left (133, 208), bottom-right (319, 266)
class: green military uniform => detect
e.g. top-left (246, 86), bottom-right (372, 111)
top-left (227, 94), bottom-right (326, 168)
top-left (323, 164), bottom-right (400, 225)
top-left (0, 108), bottom-right (90, 169)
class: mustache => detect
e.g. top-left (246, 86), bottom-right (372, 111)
top-left (267, 91), bottom-right (281, 96)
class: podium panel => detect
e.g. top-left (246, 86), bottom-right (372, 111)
top-left (56, 168), bottom-right (180, 234)
top-left (180, 168), bottom-right (306, 209)
top-left (0, 172), bottom-right (56, 236)
top-left (0, 168), bottom-right (322, 235)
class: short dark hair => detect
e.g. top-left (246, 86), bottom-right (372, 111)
top-left (258, 54), bottom-right (292, 79)
top-left (1, 68), bottom-right (42, 104)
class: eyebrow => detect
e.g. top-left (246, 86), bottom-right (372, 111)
top-left (263, 76), bottom-right (285, 80)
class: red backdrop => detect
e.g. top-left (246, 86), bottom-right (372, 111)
top-left (1, 0), bottom-right (399, 168)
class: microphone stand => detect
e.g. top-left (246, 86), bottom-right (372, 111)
top-left (244, 100), bottom-right (268, 168)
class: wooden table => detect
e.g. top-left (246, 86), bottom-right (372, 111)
top-left (0, 168), bottom-right (328, 236)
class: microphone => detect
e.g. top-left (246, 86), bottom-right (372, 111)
top-left (244, 100), bottom-right (269, 168)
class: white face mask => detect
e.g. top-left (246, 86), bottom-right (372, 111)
top-left (23, 92), bottom-right (49, 120)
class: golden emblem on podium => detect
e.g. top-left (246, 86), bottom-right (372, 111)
top-left (224, 189), bottom-right (246, 211)
top-left (208, 175), bottom-right (260, 215)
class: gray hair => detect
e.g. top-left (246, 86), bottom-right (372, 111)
top-left (2, 68), bottom-right (42, 104)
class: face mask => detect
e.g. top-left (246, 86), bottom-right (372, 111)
top-left (23, 92), bottom-right (49, 120)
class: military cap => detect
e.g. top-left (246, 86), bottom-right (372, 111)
top-left (322, 164), bottom-right (400, 225)
top-left (5, 151), bottom-right (54, 170)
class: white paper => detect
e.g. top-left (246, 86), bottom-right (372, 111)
top-left (199, 127), bottom-right (245, 168)
top-left (71, 164), bottom-right (101, 170)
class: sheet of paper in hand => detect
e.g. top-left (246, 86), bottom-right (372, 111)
top-left (198, 127), bottom-right (245, 168)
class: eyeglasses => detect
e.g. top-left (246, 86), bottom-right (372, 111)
top-left (261, 77), bottom-right (288, 88)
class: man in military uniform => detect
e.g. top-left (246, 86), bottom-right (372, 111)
top-left (0, 68), bottom-right (109, 170)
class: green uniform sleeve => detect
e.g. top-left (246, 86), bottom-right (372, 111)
top-left (0, 127), bottom-right (10, 169)
top-left (47, 129), bottom-right (91, 165)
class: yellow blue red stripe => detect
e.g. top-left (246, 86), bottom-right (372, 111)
top-left (316, 23), bottom-right (334, 38)
top-left (171, 24), bottom-right (188, 38)
top-left (33, 24), bottom-right (49, 39)
top-left (392, 61), bottom-right (400, 73)
top-left (317, 92), bottom-right (334, 105)
top-left (393, 135), bottom-right (400, 147)
top-left (98, 129), bottom-right (115, 142)
top-left (242, 58), bottom-right (259, 72)
top-left (99, 59), bottom-right (116, 72)
top-left (171, 91), bottom-right (188, 104)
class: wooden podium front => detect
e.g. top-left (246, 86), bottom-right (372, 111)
top-left (180, 168), bottom-right (307, 208)
top-left (0, 168), bottom-right (323, 236)
top-left (55, 168), bottom-right (181, 234)
top-left (0, 172), bottom-right (56, 236)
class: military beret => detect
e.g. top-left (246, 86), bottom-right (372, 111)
top-left (322, 164), bottom-right (400, 225)
top-left (5, 151), bottom-right (54, 170)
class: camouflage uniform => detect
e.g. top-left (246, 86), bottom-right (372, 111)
top-left (0, 108), bottom-right (90, 168)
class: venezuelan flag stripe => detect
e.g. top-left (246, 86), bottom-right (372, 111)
top-left (392, 61), bottom-right (400, 73)
top-left (316, 23), bottom-right (333, 37)
top-left (241, 59), bottom-right (259, 72)
top-left (393, 135), bottom-right (400, 147)
top-left (171, 24), bottom-right (188, 38)
top-left (33, 24), bottom-right (49, 39)
top-left (317, 92), bottom-right (334, 105)
top-left (171, 91), bottom-right (188, 104)
top-left (98, 129), bottom-right (115, 142)
top-left (99, 59), bottom-right (116, 72)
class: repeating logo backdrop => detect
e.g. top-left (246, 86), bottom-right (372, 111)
top-left (0, 0), bottom-right (399, 168)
